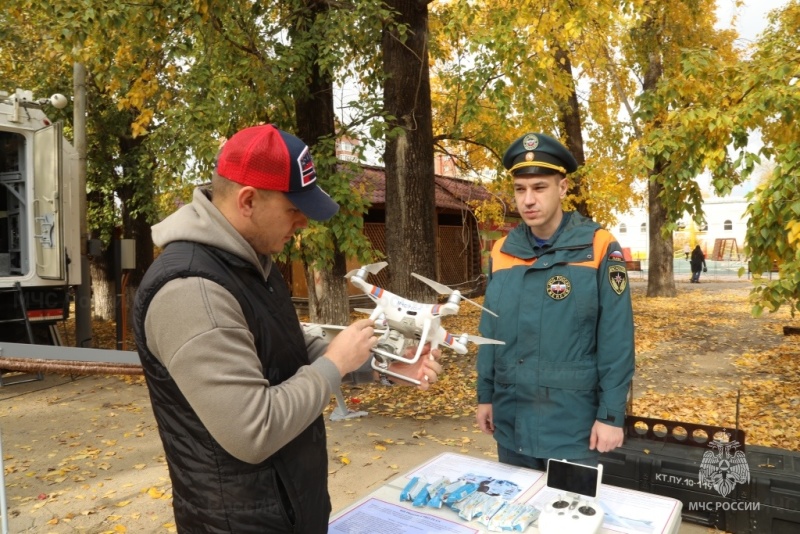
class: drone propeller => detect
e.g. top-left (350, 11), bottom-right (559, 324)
top-left (459, 333), bottom-right (505, 346)
top-left (345, 261), bottom-right (388, 279)
top-left (411, 273), bottom-right (499, 317)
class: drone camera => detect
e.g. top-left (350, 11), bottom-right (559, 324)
top-left (375, 329), bottom-right (411, 358)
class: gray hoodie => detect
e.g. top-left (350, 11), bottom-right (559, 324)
top-left (142, 187), bottom-right (343, 463)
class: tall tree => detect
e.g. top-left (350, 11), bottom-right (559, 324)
top-left (189, 0), bottom-right (385, 323)
top-left (3, 0), bottom-right (388, 325)
top-left (427, 0), bottom-right (639, 226)
top-left (732, 3), bottom-right (800, 315)
top-left (382, 0), bottom-right (437, 299)
top-left (289, 2), bottom-right (347, 323)
top-left (626, 0), bottom-right (748, 297)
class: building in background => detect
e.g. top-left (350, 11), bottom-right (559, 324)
top-left (609, 195), bottom-right (749, 262)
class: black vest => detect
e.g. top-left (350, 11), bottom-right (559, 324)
top-left (134, 241), bottom-right (330, 533)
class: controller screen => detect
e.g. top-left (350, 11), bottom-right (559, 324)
top-left (546, 460), bottom-right (600, 498)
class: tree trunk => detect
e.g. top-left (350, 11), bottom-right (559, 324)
top-left (304, 252), bottom-right (349, 324)
top-left (642, 47), bottom-right (676, 297)
top-left (382, 0), bottom-right (437, 301)
top-left (293, 0), bottom-right (349, 325)
top-left (118, 176), bottom-right (155, 329)
top-left (646, 175), bottom-right (676, 297)
top-left (121, 208), bottom-right (154, 335)
top-left (89, 243), bottom-right (114, 320)
top-left (554, 45), bottom-right (590, 217)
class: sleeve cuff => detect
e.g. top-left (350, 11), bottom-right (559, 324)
top-left (311, 356), bottom-right (342, 391)
top-left (477, 390), bottom-right (492, 405)
top-left (343, 358), bottom-right (376, 385)
top-left (596, 405), bottom-right (626, 427)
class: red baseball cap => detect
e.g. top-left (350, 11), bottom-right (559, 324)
top-left (216, 124), bottom-right (339, 221)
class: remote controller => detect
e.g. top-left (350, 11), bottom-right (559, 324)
top-left (537, 459), bottom-right (605, 534)
top-left (538, 496), bottom-right (603, 534)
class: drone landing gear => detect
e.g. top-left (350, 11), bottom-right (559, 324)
top-left (329, 390), bottom-right (369, 422)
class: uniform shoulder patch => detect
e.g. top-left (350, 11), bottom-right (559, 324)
top-left (608, 265), bottom-right (628, 295)
top-left (608, 250), bottom-right (625, 262)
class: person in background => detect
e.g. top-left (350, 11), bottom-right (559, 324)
top-left (134, 124), bottom-right (442, 533)
top-left (684, 244), bottom-right (691, 261)
top-left (475, 132), bottom-right (635, 470)
top-left (690, 244), bottom-right (707, 283)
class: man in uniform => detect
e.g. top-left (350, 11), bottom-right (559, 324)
top-left (475, 132), bottom-right (635, 469)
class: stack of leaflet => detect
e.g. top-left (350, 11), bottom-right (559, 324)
top-left (400, 475), bottom-right (540, 532)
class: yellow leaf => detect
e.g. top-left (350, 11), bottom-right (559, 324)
top-left (339, 456), bottom-right (350, 465)
top-left (148, 487), bottom-right (164, 499)
top-left (116, 500), bottom-right (131, 507)
top-left (374, 444), bottom-right (387, 451)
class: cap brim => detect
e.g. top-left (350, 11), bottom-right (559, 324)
top-left (512, 165), bottom-right (562, 177)
top-left (285, 185), bottom-right (339, 221)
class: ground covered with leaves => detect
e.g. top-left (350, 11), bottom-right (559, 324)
top-left (7, 280), bottom-right (795, 533)
top-left (64, 280), bottom-right (799, 451)
top-left (337, 281), bottom-right (799, 451)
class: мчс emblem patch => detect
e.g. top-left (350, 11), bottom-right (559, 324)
top-left (546, 275), bottom-right (571, 300)
top-left (609, 265), bottom-right (628, 295)
top-left (522, 134), bottom-right (539, 151)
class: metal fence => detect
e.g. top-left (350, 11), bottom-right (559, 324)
top-left (629, 258), bottom-right (778, 282)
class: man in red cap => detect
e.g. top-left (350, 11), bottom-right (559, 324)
top-left (134, 124), bottom-right (442, 533)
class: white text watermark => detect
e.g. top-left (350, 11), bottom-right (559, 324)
top-left (688, 501), bottom-right (761, 512)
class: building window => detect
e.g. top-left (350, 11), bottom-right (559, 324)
top-left (724, 220), bottom-right (732, 231)
top-left (619, 223), bottom-right (627, 234)
top-left (640, 223), bottom-right (647, 233)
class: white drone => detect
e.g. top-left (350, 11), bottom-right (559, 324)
top-left (345, 262), bottom-right (504, 385)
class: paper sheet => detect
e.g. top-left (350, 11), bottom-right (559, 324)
top-left (328, 498), bottom-right (480, 534)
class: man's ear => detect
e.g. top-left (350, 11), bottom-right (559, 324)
top-left (237, 186), bottom-right (258, 216)
top-left (559, 175), bottom-right (569, 198)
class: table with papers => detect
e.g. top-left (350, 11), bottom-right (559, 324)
top-left (329, 452), bottom-right (682, 534)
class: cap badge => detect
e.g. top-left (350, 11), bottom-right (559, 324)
top-left (522, 134), bottom-right (539, 151)
top-left (525, 152), bottom-right (535, 161)
top-left (546, 275), bottom-right (571, 300)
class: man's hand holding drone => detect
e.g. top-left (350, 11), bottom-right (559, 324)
top-left (324, 318), bottom-right (443, 390)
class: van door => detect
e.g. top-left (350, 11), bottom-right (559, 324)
top-left (33, 122), bottom-right (64, 280)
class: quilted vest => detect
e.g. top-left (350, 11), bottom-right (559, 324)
top-left (134, 241), bottom-right (330, 533)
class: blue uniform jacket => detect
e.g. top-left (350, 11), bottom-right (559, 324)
top-left (477, 212), bottom-right (635, 460)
